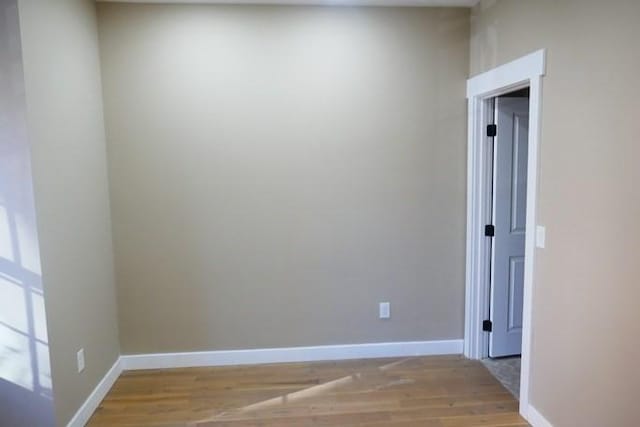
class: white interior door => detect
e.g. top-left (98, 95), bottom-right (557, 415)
top-left (489, 96), bottom-right (529, 358)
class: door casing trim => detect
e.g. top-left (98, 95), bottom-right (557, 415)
top-left (464, 49), bottom-right (546, 421)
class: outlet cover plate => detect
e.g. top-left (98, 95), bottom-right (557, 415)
top-left (77, 348), bottom-right (85, 373)
top-left (536, 225), bottom-right (546, 248)
top-left (379, 302), bottom-right (390, 319)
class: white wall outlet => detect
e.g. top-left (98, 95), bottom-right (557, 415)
top-left (536, 225), bottom-right (546, 248)
top-left (77, 348), bottom-right (85, 373)
top-left (379, 302), bottom-right (390, 319)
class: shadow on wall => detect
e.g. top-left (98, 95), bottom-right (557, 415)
top-left (0, 1), bottom-right (55, 426)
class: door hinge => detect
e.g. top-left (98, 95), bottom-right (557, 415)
top-left (482, 320), bottom-right (493, 332)
top-left (486, 124), bottom-right (497, 137)
top-left (484, 224), bottom-right (495, 237)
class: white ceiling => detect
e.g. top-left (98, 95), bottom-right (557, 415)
top-left (96, 0), bottom-right (478, 7)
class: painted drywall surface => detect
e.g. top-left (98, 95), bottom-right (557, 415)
top-left (471, 1), bottom-right (640, 425)
top-left (0, 1), bottom-right (55, 426)
top-left (97, 4), bottom-right (469, 353)
top-left (17, 0), bottom-right (120, 425)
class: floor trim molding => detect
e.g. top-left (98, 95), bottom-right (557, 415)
top-left (120, 339), bottom-right (463, 370)
top-left (66, 357), bottom-right (123, 427)
top-left (526, 404), bottom-right (554, 427)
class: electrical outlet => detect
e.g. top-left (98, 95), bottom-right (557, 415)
top-left (536, 225), bottom-right (546, 248)
top-left (77, 348), bottom-right (85, 373)
top-left (379, 302), bottom-right (390, 319)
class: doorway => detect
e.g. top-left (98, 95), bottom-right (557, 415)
top-left (464, 49), bottom-right (545, 420)
top-left (481, 88), bottom-right (530, 400)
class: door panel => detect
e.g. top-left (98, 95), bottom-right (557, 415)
top-left (489, 96), bottom-right (529, 358)
top-left (508, 255), bottom-right (524, 331)
top-left (510, 115), bottom-right (528, 234)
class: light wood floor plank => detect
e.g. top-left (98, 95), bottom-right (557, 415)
top-left (87, 355), bottom-right (529, 427)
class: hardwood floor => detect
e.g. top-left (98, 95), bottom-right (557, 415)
top-left (88, 355), bottom-right (529, 427)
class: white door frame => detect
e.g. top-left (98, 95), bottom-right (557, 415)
top-left (464, 49), bottom-right (546, 419)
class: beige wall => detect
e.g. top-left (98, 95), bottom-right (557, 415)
top-left (18, 0), bottom-right (120, 425)
top-left (471, 1), bottom-right (640, 426)
top-left (97, 4), bottom-right (469, 354)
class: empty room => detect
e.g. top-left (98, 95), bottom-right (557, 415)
top-left (0, 0), bottom-right (638, 426)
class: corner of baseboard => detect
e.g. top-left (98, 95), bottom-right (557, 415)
top-left (66, 356), bottom-right (123, 427)
top-left (526, 404), bottom-right (554, 427)
top-left (66, 339), bottom-right (463, 425)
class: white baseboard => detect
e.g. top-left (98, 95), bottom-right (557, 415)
top-left (526, 404), bottom-right (554, 427)
top-left (66, 357), bottom-right (123, 427)
top-left (120, 339), bottom-right (463, 370)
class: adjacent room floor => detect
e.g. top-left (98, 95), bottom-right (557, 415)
top-left (88, 355), bottom-right (529, 426)
top-left (481, 357), bottom-right (522, 400)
